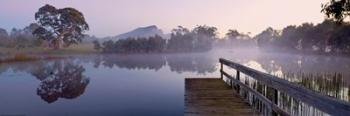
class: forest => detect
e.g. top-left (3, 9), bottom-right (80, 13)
top-left (95, 19), bottom-right (350, 54)
top-left (1, 0), bottom-right (350, 55)
top-left (96, 25), bottom-right (217, 53)
top-left (256, 20), bottom-right (350, 54)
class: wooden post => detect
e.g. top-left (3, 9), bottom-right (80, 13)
top-left (236, 70), bottom-right (240, 93)
top-left (272, 89), bottom-right (279, 116)
top-left (274, 89), bottom-right (278, 104)
top-left (220, 63), bottom-right (223, 79)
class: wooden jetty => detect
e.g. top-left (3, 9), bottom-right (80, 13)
top-left (185, 78), bottom-right (258, 116)
top-left (184, 58), bottom-right (350, 116)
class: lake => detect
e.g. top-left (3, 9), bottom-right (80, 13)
top-left (1, 48), bottom-right (350, 116)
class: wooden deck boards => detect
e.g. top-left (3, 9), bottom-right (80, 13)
top-left (185, 78), bottom-right (258, 116)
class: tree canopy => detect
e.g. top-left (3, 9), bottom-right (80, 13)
top-left (33, 4), bottom-right (89, 49)
top-left (322, 0), bottom-right (350, 23)
top-left (167, 25), bottom-right (217, 52)
top-left (254, 20), bottom-right (350, 53)
top-left (226, 29), bottom-right (241, 40)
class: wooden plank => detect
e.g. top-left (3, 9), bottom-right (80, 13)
top-left (185, 78), bottom-right (259, 116)
top-left (220, 58), bottom-right (350, 116)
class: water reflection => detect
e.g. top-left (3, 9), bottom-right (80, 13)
top-left (220, 52), bottom-right (350, 116)
top-left (166, 54), bottom-right (216, 74)
top-left (253, 53), bottom-right (350, 75)
top-left (31, 60), bottom-right (90, 103)
top-left (0, 54), bottom-right (218, 104)
top-left (100, 54), bottom-right (166, 71)
top-left (238, 53), bottom-right (350, 102)
top-left (91, 54), bottom-right (217, 74)
top-left (0, 51), bottom-right (350, 116)
top-left (281, 72), bottom-right (350, 102)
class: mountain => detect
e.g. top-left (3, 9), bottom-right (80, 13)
top-left (104, 25), bottom-right (167, 41)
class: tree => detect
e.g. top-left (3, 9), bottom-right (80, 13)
top-left (225, 29), bottom-right (243, 47)
top-left (192, 25), bottom-right (218, 51)
top-left (102, 40), bottom-right (115, 53)
top-left (33, 4), bottom-right (89, 49)
top-left (328, 25), bottom-right (350, 53)
top-left (147, 35), bottom-right (166, 52)
top-left (255, 27), bottom-right (279, 49)
top-left (226, 29), bottom-right (241, 40)
top-left (92, 40), bottom-right (101, 51)
top-left (23, 23), bottom-right (42, 47)
top-left (167, 26), bottom-right (194, 51)
top-left (0, 28), bottom-right (8, 39)
top-left (167, 25), bottom-right (217, 52)
top-left (193, 25), bottom-right (217, 38)
top-left (322, 0), bottom-right (350, 23)
top-left (275, 25), bottom-right (299, 50)
top-left (0, 28), bottom-right (10, 47)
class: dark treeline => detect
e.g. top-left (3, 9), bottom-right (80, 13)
top-left (254, 0), bottom-right (350, 54)
top-left (255, 20), bottom-right (350, 54)
top-left (95, 25), bottom-right (218, 53)
top-left (0, 23), bottom-right (95, 50)
top-left (92, 20), bottom-right (350, 54)
top-left (99, 35), bottom-right (166, 53)
top-left (215, 29), bottom-right (256, 48)
top-left (2, 1), bottom-right (350, 55)
top-left (0, 23), bottom-right (43, 49)
top-left (167, 25), bottom-right (217, 52)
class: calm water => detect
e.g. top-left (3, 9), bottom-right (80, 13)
top-left (1, 49), bottom-right (350, 116)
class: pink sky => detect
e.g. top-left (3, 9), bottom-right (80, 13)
top-left (0, 0), bottom-right (327, 37)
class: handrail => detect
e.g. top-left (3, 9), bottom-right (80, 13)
top-left (221, 70), bottom-right (289, 116)
top-left (219, 58), bottom-right (350, 116)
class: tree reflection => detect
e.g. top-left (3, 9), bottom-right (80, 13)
top-left (166, 54), bottom-right (216, 74)
top-left (30, 61), bottom-right (90, 103)
top-left (253, 53), bottom-right (350, 75)
top-left (94, 54), bottom-right (217, 74)
top-left (100, 54), bottom-right (166, 71)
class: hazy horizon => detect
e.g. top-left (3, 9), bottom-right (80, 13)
top-left (0, 0), bottom-right (326, 38)
top-left (1, 1), bottom-right (350, 115)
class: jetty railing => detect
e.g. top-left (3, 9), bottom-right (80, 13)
top-left (219, 58), bottom-right (350, 116)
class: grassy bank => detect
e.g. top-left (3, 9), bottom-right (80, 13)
top-left (0, 43), bottom-right (97, 55)
top-left (0, 54), bottom-right (62, 63)
top-left (0, 43), bottom-right (96, 63)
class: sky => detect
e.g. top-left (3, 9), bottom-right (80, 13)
top-left (0, 0), bottom-right (327, 38)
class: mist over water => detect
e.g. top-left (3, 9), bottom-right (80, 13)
top-left (0, 48), bottom-right (349, 115)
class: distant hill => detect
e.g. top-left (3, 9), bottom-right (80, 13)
top-left (103, 25), bottom-right (168, 41)
top-left (82, 35), bottom-right (99, 43)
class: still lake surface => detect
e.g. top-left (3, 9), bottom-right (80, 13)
top-left (1, 49), bottom-right (350, 116)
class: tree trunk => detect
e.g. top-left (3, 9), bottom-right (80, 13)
top-left (53, 32), bottom-right (66, 50)
top-left (53, 39), bottom-right (60, 50)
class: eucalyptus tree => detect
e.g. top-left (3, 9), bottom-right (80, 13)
top-left (33, 4), bottom-right (89, 49)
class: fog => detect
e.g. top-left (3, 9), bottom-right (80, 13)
top-left (1, 47), bottom-right (350, 115)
